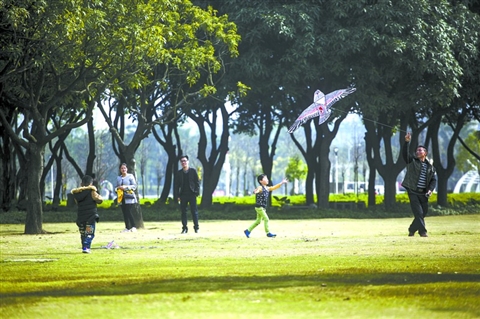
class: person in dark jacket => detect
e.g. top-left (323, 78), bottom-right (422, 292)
top-left (401, 132), bottom-right (437, 237)
top-left (71, 175), bottom-right (104, 253)
top-left (174, 155), bottom-right (200, 234)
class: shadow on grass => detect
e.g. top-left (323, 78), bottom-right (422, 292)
top-left (2, 272), bottom-right (479, 303)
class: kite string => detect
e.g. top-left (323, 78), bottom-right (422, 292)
top-left (331, 107), bottom-right (409, 133)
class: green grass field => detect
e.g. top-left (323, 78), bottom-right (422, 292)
top-left (1, 215), bottom-right (479, 319)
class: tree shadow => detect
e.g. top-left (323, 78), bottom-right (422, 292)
top-left (2, 272), bottom-right (478, 302)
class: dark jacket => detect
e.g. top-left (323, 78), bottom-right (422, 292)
top-left (71, 185), bottom-right (103, 224)
top-left (401, 142), bottom-right (437, 193)
top-left (174, 168), bottom-right (200, 198)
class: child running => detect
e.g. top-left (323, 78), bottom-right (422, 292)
top-left (244, 174), bottom-right (288, 238)
top-left (71, 175), bottom-right (104, 253)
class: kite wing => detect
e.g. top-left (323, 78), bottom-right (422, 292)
top-left (287, 90), bottom-right (326, 133)
top-left (288, 101), bottom-right (325, 133)
top-left (324, 87), bottom-right (356, 109)
top-left (288, 87), bottom-right (356, 134)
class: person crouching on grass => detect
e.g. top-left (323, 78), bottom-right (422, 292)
top-left (71, 175), bottom-right (104, 253)
top-left (244, 174), bottom-right (288, 238)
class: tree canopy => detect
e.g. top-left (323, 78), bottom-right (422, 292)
top-left (0, 0), bottom-right (241, 233)
top-left (1, 0), bottom-right (479, 227)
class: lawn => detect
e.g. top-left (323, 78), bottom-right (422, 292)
top-left (1, 215), bottom-right (479, 319)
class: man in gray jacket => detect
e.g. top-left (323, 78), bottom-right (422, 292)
top-left (401, 132), bottom-right (437, 237)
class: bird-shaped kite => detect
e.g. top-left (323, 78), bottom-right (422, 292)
top-left (288, 87), bottom-right (356, 133)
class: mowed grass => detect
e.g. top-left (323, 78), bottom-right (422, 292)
top-left (1, 215), bottom-right (479, 319)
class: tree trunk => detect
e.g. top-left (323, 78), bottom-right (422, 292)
top-left (315, 138), bottom-right (333, 209)
top-left (316, 116), bottom-right (345, 209)
top-left (161, 154), bottom-right (176, 203)
top-left (257, 116), bottom-right (284, 206)
top-left (86, 118), bottom-right (96, 176)
top-left (158, 152), bottom-right (177, 204)
top-left (382, 172), bottom-right (398, 207)
top-left (235, 160), bottom-right (241, 197)
top-left (152, 124), bottom-right (178, 204)
top-left (1, 132), bottom-right (13, 211)
top-left (42, 131), bottom-right (71, 209)
top-left (435, 174), bottom-right (449, 207)
top-left (53, 155), bottom-right (63, 209)
top-left (24, 143), bottom-right (45, 234)
top-left (193, 104), bottom-right (230, 208)
top-left (367, 166), bottom-right (376, 206)
top-left (15, 149), bottom-right (28, 210)
top-left (132, 203), bottom-right (144, 229)
top-left (129, 158), bottom-right (144, 229)
top-left (258, 128), bottom-right (274, 181)
top-left (290, 125), bottom-right (315, 205)
top-left (364, 117), bottom-right (407, 208)
top-left (201, 173), bottom-right (215, 207)
top-left (364, 127), bottom-right (376, 207)
top-left (304, 168), bottom-right (315, 205)
top-left (428, 110), bottom-right (465, 207)
top-left (243, 161), bottom-right (249, 196)
top-left (0, 105), bottom-right (18, 212)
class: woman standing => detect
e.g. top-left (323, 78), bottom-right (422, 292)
top-left (116, 163), bottom-right (138, 232)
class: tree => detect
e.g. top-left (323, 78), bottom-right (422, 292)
top-left (96, 1), bottom-right (241, 213)
top-left (227, 133), bottom-right (259, 196)
top-left (138, 139), bottom-right (150, 199)
top-left (456, 130), bottom-right (480, 174)
top-left (184, 98), bottom-right (231, 207)
top-left (213, 0), bottom-right (479, 211)
top-left (418, 1), bottom-right (480, 206)
top-left (151, 118), bottom-right (181, 203)
top-left (285, 155), bottom-right (307, 195)
top-left (0, 0), bottom-right (103, 233)
top-left (0, 104), bottom-right (25, 211)
top-left (0, 0), bottom-right (240, 233)
top-left (217, 0), bottom-right (329, 196)
top-left (43, 128), bottom-right (71, 210)
top-left (321, 0), bottom-right (480, 208)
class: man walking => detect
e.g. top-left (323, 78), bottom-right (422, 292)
top-left (174, 155), bottom-right (200, 234)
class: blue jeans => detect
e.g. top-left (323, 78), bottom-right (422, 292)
top-left (180, 193), bottom-right (199, 230)
top-left (77, 221), bottom-right (96, 249)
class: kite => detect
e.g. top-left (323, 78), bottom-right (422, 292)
top-left (288, 87), bottom-right (356, 133)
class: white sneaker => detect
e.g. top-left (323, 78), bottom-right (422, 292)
top-left (82, 248), bottom-right (91, 254)
top-left (121, 228), bottom-right (130, 233)
top-left (130, 227), bottom-right (137, 232)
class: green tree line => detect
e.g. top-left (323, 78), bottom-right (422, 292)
top-left (1, 0), bottom-right (479, 234)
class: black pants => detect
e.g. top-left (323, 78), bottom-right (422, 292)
top-left (180, 193), bottom-right (199, 230)
top-left (121, 203), bottom-right (136, 229)
top-left (407, 191), bottom-right (429, 235)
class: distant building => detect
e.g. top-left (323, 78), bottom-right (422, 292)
top-left (453, 170), bottom-right (480, 193)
